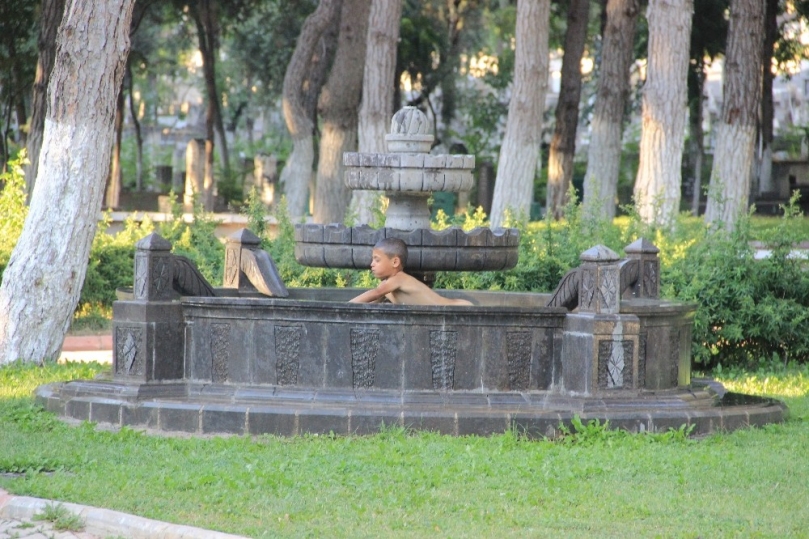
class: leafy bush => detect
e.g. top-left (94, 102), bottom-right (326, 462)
top-left (0, 151), bottom-right (29, 280)
top-left (664, 195), bottom-right (809, 368)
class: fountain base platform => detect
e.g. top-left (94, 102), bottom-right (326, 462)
top-left (35, 378), bottom-right (785, 438)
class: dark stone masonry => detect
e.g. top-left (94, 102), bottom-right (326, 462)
top-left (36, 107), bottom-right (786, 437)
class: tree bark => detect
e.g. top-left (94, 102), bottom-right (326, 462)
top-left (313, 0), bottom-right (371, 224)
top-left (280, 0), bottom-right (342, 220)
top-left (490, 0), bottom-right (551, 228)
top-left (704, 0), bottom-right (765, 229)
top-left (546, 0), bottom-right (589, 220)
top-left (190, 0), bottom-right (227, 210)
top-left (688, 66), bottom-right (705, 215)
top-left (0, 0), bottom-right (136, 365)
top-left (25, 0), bottom-right (65, 198)
top-left (350, 0), bottom-right (403, 224)
top-left (633, 0), bottom-right (693, 228)
top-left (758, 0), bottom-right (778, 195)
top-left (105, 83), bottom-right (125, 209)
top-left (127, 63), bottom-right (145, 191)
top-left (582, 0), bottom-right (640, 220)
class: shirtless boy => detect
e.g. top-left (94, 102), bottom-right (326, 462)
top-left (349, 238), bottom-right (473, 306)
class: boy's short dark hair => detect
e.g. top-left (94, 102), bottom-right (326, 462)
top-left (374, 238), bottom-right (408, 268)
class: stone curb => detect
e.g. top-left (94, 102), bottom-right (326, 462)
top-left (0, 489), bottom-right (248, 539)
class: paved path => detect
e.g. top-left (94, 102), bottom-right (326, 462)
top-left (59, 335), bottom-right (112, 364)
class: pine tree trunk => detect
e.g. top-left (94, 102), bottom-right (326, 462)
top-left (490, 0), bottom-right (551, 228)
top-left (313, 0), bottom-right (371, 224)
top-left (546, 0), bottom-right (589, 220)
top-left (280, 0), bottom-right (342, 220)
top-left (582, 0), bottom-right (640, 220)
top-left (351, 0), bottom-right (402, 224)
top-left (25, 0), bottom-right (65, 198)
top-left (704, 0), bottom-right (765, 229)
top-left (633, 0), bottom-right (693, 228)
top-left (0, 0), bottom-right (136, 365)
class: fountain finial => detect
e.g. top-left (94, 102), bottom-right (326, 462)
top-left (386, 106), bottom-right (434, 153)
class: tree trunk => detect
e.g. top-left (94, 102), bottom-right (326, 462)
top-left (191, 0), bottom-right (227, 210)
top-left (127, 63), bottom-right (144, 191)
top-left (105, 83), bottom-right (125, 209)
top-left (25, 0), bottom-right (65, 198)
top-left (704, 0), bottom-right (765, 229)
top-left (546, 0), bottom-right (589, 220)
top-left (633, 0), bottom-right (693, 228)
top-left (0, 0), bottom-right (136, 365)
top-left (350, 0), bottom-right (403, 224)
top-left (582, 0), bottom-right (640, 220)
top-left (758, 0), bottom-right (778, 196)
top-left (490, 0), bottom-right (551, 228)
top-left (9, 39), bottom-right (28, 149)
top-left (279, 0), bottom-right (342, 220)
top-left (688, 67), bottom-right (705, 215)
top-left (313, 0), bottom-right (371, 224)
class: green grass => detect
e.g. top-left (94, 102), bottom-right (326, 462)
top-left (32, 502), bottom-right (85, 532)
top-left (1, 362), bottom-right (809, 538)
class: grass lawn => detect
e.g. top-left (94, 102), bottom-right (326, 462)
top-left (1, 361), bottom-right (808, 538)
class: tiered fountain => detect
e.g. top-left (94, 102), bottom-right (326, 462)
top-left (35, 108), bottom-right (786, 438)
top-left (294, 107), bottom-right (519, 280)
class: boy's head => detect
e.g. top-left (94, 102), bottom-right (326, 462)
top-left (373, 238), bottom-right (408, 268)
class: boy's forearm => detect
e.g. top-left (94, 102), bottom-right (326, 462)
top-left (349, 289), bottom-right (382, 303)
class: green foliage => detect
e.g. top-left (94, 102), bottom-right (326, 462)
top-left (33, 503), bottom-right (85, 532)
top-left (1, 362), bottom-right (809, 537)
top-left (434, 191), bottom-right (623, 293)
top-left (0, 150), bottom-right (28, 277)
top-left (664, 194), bottom-right (809, 368)
top-left (256, 197), bottom-right (368, 289)
top-left (157, 197), bottom-right (224, 286)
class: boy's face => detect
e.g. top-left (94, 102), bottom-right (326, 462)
top-left (370, 249), bottom-right (400, 279)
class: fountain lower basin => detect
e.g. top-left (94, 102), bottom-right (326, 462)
top-left (35, 288), bottom-right (786, 437)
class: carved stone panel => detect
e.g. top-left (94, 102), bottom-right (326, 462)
top-left (643, 259), bottom-right (659, 298)
top-left (597, 340), bottom-right (634, 389)
top-left (430, 330), bottom-right (457, 390)
top-left (151, 256), bottom-right (171, 296)
top-left (211, 323), bottom-right (230, 383)
top-left (579, 268), bottom-right (597, 312)
top-left (115, 326), bottom-right (143, 376)
top-left (224, 247), bottom-right (239, 287)
top-left (506, 331), bottom-right (531, 390)
top-left (599, 269), bottom-right (619, 313)
top-left (275, 326), bottom-right (302, 385)
top-left (638, 331), bottom-right (647, 388)
top-left (668, 329), bottom-right (680, 387)
top-left (350, 329), bottom-right (379, 389)
top-left (134, 255), bottom-right (148, 299)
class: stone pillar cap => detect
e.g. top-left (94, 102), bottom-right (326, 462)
top-left (624, 238), bottom-right (660, 254)
top-left (226, 228), bottom-right (261, 246)
top-left (136, 232), bottom-right (172, 251)
top-left (580, 244), bottom-right (619, 262)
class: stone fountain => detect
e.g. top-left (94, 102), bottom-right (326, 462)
top-left (294, 107), bottom-right (519, 279)
top-left (35, 108), bottom-right (786, 438)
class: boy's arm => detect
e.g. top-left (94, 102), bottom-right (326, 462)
top-left (349, 274), bottom-right (402, 303)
